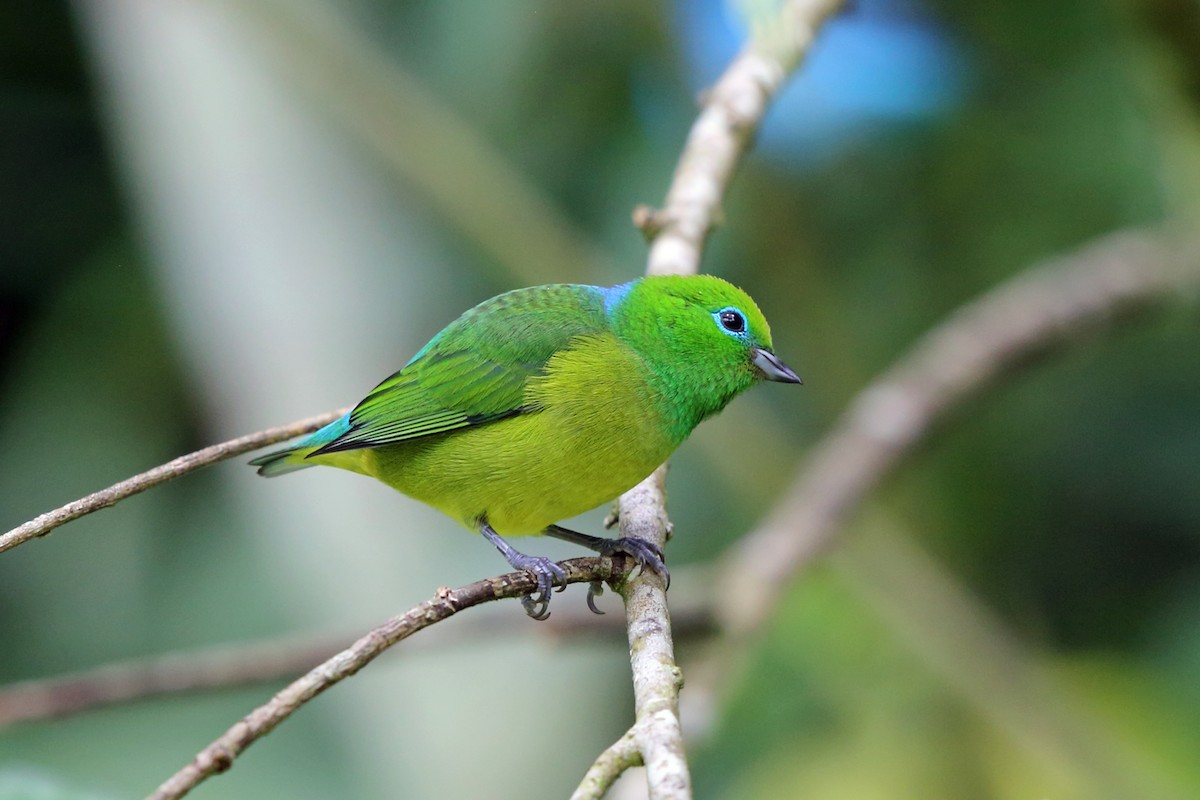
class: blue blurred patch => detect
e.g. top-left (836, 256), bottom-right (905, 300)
top-left (668, 0), bottom-right (971, 169)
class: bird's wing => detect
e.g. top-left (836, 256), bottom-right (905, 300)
top-left (311, 284), bottom-right (607, 454)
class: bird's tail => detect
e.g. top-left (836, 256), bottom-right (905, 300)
top-left (249, 445), bottom-right (319, 477)
top-left (249, 412), bottom-right (353, 477)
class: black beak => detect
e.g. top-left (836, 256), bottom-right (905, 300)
top-left (751, 347), bottom-right (802, 384)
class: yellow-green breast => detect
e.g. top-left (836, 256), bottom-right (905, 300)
top-left (358, 332), bottom-right (673, 535)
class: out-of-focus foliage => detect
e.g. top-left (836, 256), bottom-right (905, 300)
top-left (1, 0), bottom-right (1198, 798)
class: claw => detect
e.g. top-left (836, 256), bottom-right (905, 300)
top-left (600, 537), bottom-right (670, 589)
top-left (521, 593), bottom-right (550, 621)
top-left (512, 554), bottom-right (567, 620)
top-left (586, 581), bottom-right (605, 615)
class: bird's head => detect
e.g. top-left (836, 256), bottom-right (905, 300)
top-left (609, 274), bottom-right (800, 432)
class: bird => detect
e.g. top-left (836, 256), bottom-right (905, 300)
top-left (250, 274), bottom-right (800, 618)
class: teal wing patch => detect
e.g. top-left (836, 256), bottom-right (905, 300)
top-left (311, 284), bottom-right (607, 454)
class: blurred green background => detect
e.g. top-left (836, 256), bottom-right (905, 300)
top-left (2, 1), bottom-right (1199, 798)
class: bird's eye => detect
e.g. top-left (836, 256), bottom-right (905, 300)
top-left (718, 309), bottom-right (746, 333)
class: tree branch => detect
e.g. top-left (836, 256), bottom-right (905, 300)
top-left (638, 0), bottom-right (845, 276)
top-left (718, 227), bottom-right (1200, 637)
top-left (0, 585), bottom-right (716, 729)
top-left (613, 467), bottom-right (689, 797)
top-left (590, 2), bottom-right (849, 795)
top-left (147, 557), bottom-right (627, 800)
top-left (570, 726), bottom-right (643, 800)
top-left (604, 2), bottom-right (846, 796)
top-left (0, 635), bottom-right (345, 729)
top-left (0, 410), bottom-right (347, 555)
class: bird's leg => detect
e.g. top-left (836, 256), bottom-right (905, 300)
top-left (479, 520), bottom-right (567, 620)
top-left (543, 524), bottom-right (670, 614)
top-left (543, 525), bottom-right (668, 579)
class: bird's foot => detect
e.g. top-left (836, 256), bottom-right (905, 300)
top-left (507, 553), bottom-right (567, 621)
top-left (595, 536), bottom-right (670, 589)
top-left (542, 524), bottom-right (671, 613)
top-left (479, 521), bottom-right (567, 620)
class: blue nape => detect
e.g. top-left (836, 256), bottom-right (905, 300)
top-left (600, 281), bottom-right (635, 317)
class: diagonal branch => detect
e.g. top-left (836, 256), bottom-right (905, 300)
top-left (570, 726), bottom-right (643, 800)
top-left (568, 724), bottom-right (643, 800)
top-left (0, 410), bottom-right (347, 555)
top-left (147, 557), bottom-right (627, 800)
top-left (718, 227), bottom-right (1200, 637)
top-left (638, 0), bottom-right (845, 277)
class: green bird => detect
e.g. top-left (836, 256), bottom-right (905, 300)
top-left (251, 274), bottom-right (800, 618)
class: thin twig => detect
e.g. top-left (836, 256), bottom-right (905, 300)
top-left (0, 410), bottom-right (347, 555)
top-left (570, 726), bottom-right (643, 800)
top-left (147, 557), bottom-right (627, 800)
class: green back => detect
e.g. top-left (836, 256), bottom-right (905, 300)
top-left (313, 284), bottom-right (608, 453)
